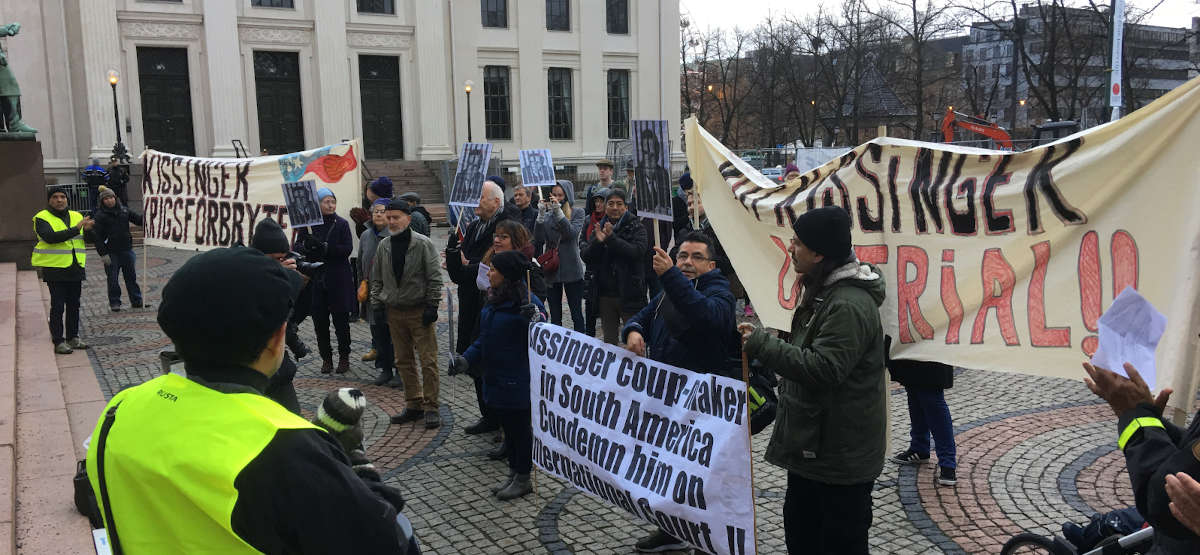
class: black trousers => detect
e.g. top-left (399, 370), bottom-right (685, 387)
top-left (312, 305), bottom-right (351, 361)
top-left (493, 406), bottom-right (532, 474)
top-left (47, 281), bottom-right (82, 344)
top-left (783, 473), bottom-right (873, 555)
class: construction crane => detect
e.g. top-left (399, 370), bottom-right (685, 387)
top-left (941, 108), bottom-right (1013, 150)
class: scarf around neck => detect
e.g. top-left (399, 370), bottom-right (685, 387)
top-left (390, 227), bottom-right (413, 282)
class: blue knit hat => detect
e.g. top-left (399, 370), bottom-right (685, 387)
top-left (369, 176), bottom-right (393, 199)
top-left (316, 187), bottom-right (335, 201)
top-left (371, 198), bottom-right (390, 209)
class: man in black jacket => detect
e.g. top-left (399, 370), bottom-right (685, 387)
top-left (92, 187), bottom-right (147, 312)
top-left (580, 189), bottom-right (648, 344)
top-left (1084, 361), bottom-right (1200, 552)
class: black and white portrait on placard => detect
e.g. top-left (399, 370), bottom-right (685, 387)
top-left (519, 149), bottom-right (556, 189)
top-left (631, 120), bottom-right (672, 221)
top-left (281, 180), bottom-right (322, 228)
top-left (450, 142), bottom-right (494, 208)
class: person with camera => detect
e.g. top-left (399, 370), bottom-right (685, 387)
top-left (370, 199), bottom-right (444, 429)
top-left (534, 180), bottom-right (586, 332)
top-left (250, 217), bottom-right (315, 414)
top-left (85, 246), bottom-right (418, 553)
top-left (620, 232), bottom-right (738, 553)
top-left (295, 187), bottom-right (356, 374)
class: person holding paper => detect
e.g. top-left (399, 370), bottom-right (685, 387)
top-left (535, 180), bottom-right (586, 333)
top-left (1083, 361), bottom-right (1200, 551)
top-left (738, 206), bottom-right (887, 555)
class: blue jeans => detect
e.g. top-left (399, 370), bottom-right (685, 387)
top-left (104, 249), bottom-right (142, 308)
top-left (906, 387), bottom-right (957, 469)
top-left (548, 280), bottom-right (585, 333)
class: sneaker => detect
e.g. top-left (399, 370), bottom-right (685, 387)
top-left (634, 530), bottom-right (688, 553)
top-left (390, 409), bottom-right (424, 424)
top-left (891, 449), bottom-right (930, 465)
top-left (67, 338), bottom-right (88, 350)
top-left (424, 410), bottom-right (441, 429)
top-left (937, 466), bottom-right (957, 486)
top-left (54, 342), bottom-right (73, 355)
top-left (362, 349), bottom-right (378, 362)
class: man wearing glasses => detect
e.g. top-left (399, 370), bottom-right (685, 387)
top-left (619, 231), bottom-right (739, 553)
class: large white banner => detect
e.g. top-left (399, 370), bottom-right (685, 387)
top-left (139, 140), bottom-right (362, 250)
top-left (528, 323), bottom-right (756, 555)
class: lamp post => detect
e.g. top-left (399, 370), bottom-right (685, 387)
top-left (108, 69), bottom-right (129, 163)
top-left (464, 80), bottom-right (474, 143)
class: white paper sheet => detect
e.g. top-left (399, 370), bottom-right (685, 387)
top-left (1090, 286), bottom-right (1167, 390)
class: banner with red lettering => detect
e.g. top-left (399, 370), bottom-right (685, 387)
top-left (139, 140), bottom-right (362, 250)
top-left (686, 77), bottom-right (1200, 414)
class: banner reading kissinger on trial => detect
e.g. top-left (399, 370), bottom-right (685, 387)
top-left (687, 77), bottom-right (1200, 414)
top-left (139, 140), bottom-right (362, 250)
top-left (528, 323), bottom-right (756, 555)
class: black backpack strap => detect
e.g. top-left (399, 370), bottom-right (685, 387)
top-left (95, 403), bottom-right (124, 554)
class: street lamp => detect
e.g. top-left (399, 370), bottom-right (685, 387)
top-left (108, 69), bottom-right (129, 163)
top-left (464, 80), bottom-right (474, 143)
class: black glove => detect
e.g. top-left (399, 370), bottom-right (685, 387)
top-left (520, 303), bottom-right (545, 323)
top-left (446, 231), bottom-right (460, 251)
top-left (422, 305), bottom-right (438, 325)
top-left (448, 354), bottom-right (470, 377)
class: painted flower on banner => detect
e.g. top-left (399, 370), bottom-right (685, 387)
top-left (277, 144), bottom-right (359, 183)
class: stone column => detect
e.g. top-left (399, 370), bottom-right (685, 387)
top-left (202, 0), bottom-right (247, 157)
top-left (414, 0), bottom-right (452, 157)
top-left (579, 0), bottom-right (605, 158)
top-left (75, 0), bottom-right (122, 160)
top-left (312, 0), bottom-right (353, 145)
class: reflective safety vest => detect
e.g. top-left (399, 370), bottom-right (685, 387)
top-left (30, 209), bottom-right (85, 268)
top-left (85, 373), bottom-right (321, 553)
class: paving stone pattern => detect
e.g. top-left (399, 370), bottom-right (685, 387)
top-left (74, 233), bottom-right (1162, 554)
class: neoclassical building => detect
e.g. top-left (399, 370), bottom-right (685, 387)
top-left (9, 0), bottom-right (680, 183)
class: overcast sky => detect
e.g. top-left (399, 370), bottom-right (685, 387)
top-left (683, 0), bottom-right (1200, 33)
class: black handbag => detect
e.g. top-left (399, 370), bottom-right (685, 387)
top-left (73, 459), bottom-right (103, 528)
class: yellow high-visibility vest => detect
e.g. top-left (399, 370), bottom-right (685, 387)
top-left (31, 209), bottom-right (85, 268)
top-left (85, 373), bottom-right (320, 553)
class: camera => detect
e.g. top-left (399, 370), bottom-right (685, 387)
top-left (297, 233), bottom-right (328, 262)
top-left (284, 251), bottom-right (324, 277)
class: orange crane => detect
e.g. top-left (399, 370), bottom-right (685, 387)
top-left (941, 108), bottom-right (1013, 149)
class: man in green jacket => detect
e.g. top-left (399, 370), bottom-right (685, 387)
top-left (739, 206), bottom-right (886, 555)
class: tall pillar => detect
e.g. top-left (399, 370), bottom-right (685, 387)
top-left (202, 1), bottom-right (247, 157)
top-left (76, 0), bottom-right (122, 160)
top-left (414, 0), bottom-right (453, 157)
top-left (313, 0), bottom-right (353, 145)
top-left (516, 3), bottom-right (544, 149)
top-left (579, 0), bottom-right (605, 157)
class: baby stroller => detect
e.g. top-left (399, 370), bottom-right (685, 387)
top-left (1000, 527), bottom-right (1153, 554)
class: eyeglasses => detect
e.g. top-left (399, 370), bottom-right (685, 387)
top-left (675, 252), bottom-right (710, 262)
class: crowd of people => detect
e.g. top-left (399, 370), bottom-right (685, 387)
top-left (40, 154), bottom-right (1200, 554)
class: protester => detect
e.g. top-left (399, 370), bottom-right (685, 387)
top-left (738, 206), bottom-right (886, 555)
top-left (456, 250), bottom-right (546, 500)
top-left (108, 157), bottom-right (130, 204)
top-left (508, 183), bottom-right (538, 236)
top-left (622, 159), bottom-right (636, 189)
top-left (579, 186), bottom-right (610, 338)
top-left (295, 187), bottom-right (355, 374)
top-left (1167, 473), bottom-right (1200, 536)
top-left (886, 337), bottom-right (958, 486)
top-left (535, 180), bottom-right (586, 332)
top-left (85, 247), bottom-right (417, 553)
top-left (671, 173), bottom-right (692, 241)
top-left (1083, 361), bottom-right (1200, 551)
top-left (679, 185), bottom-right (748, 316)
top-left (250, 217), bottom-right (309, 414)
top-left (81, 159), bottom-right (107, 212)
top-left (92, 186), bottom-right (147, 312)
top-left (620, 232), bottom-right (738, 553)
top-left (353, 176), bottom-right (395, 238)
top-left (33, 187), bottom-right (93, 354)
top-left (580, 189), bottom-right (648, 345)
top-left (595, 158), bottom-right (615, 188)
top-left (371, 199), bottom-right (444, 429)
top-left (482, 220), bottom-right (547, 300)
top-left (398, 192), bottom-right (431, 236)
top-left (783, 163), bottom-right (801, 182)
top-left (446, 179), bottom-right (510, 434)
top-left (359, 199), bottom-right (397, 386)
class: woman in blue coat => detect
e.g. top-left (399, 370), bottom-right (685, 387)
top-left (460, 250), bottom-right (546, 501)
top-left (295, 187), bottom-right (356, 374)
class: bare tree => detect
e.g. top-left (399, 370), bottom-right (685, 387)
top-left (868, 0), bottom-right (963, 137)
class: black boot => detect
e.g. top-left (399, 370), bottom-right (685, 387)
top-left (464, 417), bottom-right (500, 435)
top-left (373, 368), bottom-right (394, 386)
top-left (286, 321), bottom-right (310, 359)
top-left (320, 358), bottom-right (333, 374)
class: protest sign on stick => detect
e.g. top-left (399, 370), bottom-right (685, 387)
top-left (519, 149), bottom-right (556, 198)
top-left (449, 143), bottom-right (494, 208)
top-left (631, 120), bottom-right (673, 222)
top-left (528, 323), bottom-right (756, 555)
top-left (280, 180), bottom-right (322, 228)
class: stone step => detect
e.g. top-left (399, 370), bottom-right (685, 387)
top-left (0, 264), bottom-right (15, 555)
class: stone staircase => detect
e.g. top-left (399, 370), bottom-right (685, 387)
top-left (362, 160), bottom-right (449, 226)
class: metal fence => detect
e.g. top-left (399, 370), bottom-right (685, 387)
top-left (44, 182), bottom-right (94, 215)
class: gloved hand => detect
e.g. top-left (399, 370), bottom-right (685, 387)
top-left (372, 304), bottom-right (387, 324)
top-left (448, 353), bottom-right (470, 377)
top-left (100, 254), bottom-right (111, 266)
top-left (348, 449), bottom-right (405, 511)
top-left (422, 305), bottom-right (438, 325)
top-left (349, 206), bottom-right (370, 225)
top-left (521, 303), bottom-right (546, 323)
top-left (446, 231), bottom-right (460, 251)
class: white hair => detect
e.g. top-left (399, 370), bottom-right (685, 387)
top-left (482, 181), bottom-right (504, 202)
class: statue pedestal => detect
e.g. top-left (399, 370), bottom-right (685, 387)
top-left (0, 139), bottom-right (44, 269)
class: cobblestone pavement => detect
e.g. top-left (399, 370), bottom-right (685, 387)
top-left (73, 231), bottom-right (1163, 554)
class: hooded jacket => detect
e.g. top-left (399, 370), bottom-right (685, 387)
top-left (579, 210), bottom-right (647, 313)
top-left (534, 193), bottom-right (586, 284)
top-left (621, 267), bottom-right (738, 378)
top-left (744, 261), bottom-right (887, 485)
top-left (93, 196), bottom-right (144, 256)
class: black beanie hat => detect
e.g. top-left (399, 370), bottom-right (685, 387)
top-left (46, 186), bottom-right (67, 200)
top-left (158, 247), bottom-right (293, 366)
top-left (250, 217), bottom-right (290, 255)
top-left (678, 173), bottom-right (693, 191)
top-left (491, 250), bottom-right (531, 283)
top-left (387, 198), bottom-right (413, 214)
top-left (791, 206), bottom-right (853, 261)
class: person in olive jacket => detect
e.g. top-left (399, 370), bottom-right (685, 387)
top-left (739, 206), bottom-right (886, 555)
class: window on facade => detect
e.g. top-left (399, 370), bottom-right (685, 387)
top-left (607, 70), bottom-right (630, 139)
top-left (481, 0), bottom-right (507, 28)
top-left (546, 0), bottom-right (569, 31)
top-left (606, 0), bottom-right (628, 34)
top-left (547, 67), bottom-right (573, 139)
top-left (484, 66), bottom-right (512, 140)
top-left (357, 0), bottom-right (394, 14)
top-left (252, 0), bottom-right (294, 8)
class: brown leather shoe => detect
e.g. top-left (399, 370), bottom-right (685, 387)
top-left (361, 349), bottom-right (378, 362)
top-left (335, 356), bottom-right (350, 374)
top-left (320, 359), bottom-right (333, 374)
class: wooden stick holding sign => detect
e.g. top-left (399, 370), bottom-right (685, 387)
top-left (449, 142), bottom-right (494, 239)
top-left (518, 149), bottom-right (556, 201)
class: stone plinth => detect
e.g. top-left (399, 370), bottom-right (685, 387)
top-left (0, 141), bottom-right (44, 270)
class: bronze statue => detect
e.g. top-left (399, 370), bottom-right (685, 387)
top-left (0, 23), bottom-right (36, 134)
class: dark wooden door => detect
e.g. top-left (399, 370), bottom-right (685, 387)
top-left (359, 55), bottom-right (403, 159)
top-left (253, 51), bottom-right (304, 155)
top-left (137, 47), bottom-right (195, 156)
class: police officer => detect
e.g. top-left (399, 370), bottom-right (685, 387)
top-left (85, 247), bottom-right (418, 553)
top-left (33, 187), bottom-right (92, 354)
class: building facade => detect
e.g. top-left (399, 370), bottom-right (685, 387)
top-left (7, 0), bottom-right (680, 184)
